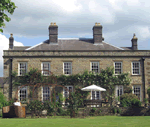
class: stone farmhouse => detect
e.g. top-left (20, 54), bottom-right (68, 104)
top-left (2, 22), bottom-right (150, 104)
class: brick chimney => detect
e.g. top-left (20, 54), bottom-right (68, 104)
top-left (93, 22), bottom-right (103, 44)
top-left (48, 22), bottom-right (58, 44)
top-left (9, 33), bottom-right (14, 50)
top-left (131, 33), bottom-right (138, 50)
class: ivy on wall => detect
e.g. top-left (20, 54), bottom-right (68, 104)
top-left (11, 66), bottom-right (131, 105)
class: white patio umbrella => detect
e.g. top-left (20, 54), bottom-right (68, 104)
top-left (81, 84), bottom-right (106, 91)
top-left (81, 84), bottom-right (106, 100)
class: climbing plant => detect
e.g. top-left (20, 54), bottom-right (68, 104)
top-left (12, 66), bottom-right (131, 107)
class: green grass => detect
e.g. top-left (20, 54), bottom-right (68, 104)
top-left (0, 116), bottom-right (150, 127)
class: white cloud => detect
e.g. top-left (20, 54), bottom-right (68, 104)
top-left (136, 26), bottom-right (150, 39)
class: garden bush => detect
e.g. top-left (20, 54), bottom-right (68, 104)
top-left (120, 93), bottom-right (141, 107)
top-left (89, 107), bottom-right (97, 116)
top-left (0, 91), bottom-right (15, 109)
top-left (27, 100), bottom-right (44, 116)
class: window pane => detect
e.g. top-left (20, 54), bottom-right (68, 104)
top-left (116, 85), bottom-right (123, 97)
top-left (132, 62), bottom-right (140, 74)
top-left (133, 86), bottom-right (140, 100)
top-left (64, 62), bottom-right (72, 74)
top-left (115, 62), bottom-right (122, 74)
top-left (43, 86), bottom-right (50, 101)
top-left (20, 63), bottom-right (27, 76)
top-left (91, 62), bottom-right (99, 73)
top-left (20, 87), bottom-right (27, 101)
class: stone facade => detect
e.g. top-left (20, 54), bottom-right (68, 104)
top-left (2, 23), bottom-right (150, 104)
top-left (2, 50), bottom-right (150, 102)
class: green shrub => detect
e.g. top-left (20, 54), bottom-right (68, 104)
top-left (0, 92), bottom-right (8, 109)
top-left (120, 93), bottom-right (141, 107)
top-left (57, 107), bottom-right (66, 116)
top-left (43, 101), bottom-right (54, 116)
top-left (27, 100), bottom-right (45, 116)
top-left (0, 91), bottom-right (15, 109)
top-left (89, 107), bottom-right (97, 116)
top-left (117, 108), bottom-right (122, 114)
top-left (124, 87), bottom-right (132, 93)
top-left (66, 92), bottom-right (79, 118)
top-left (147, 88), bottom-right (150, 96)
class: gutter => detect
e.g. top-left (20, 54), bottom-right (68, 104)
top-left (142, 57), bottom-right (145, 101)
top-left (9, 58), bottom-right (13, 99)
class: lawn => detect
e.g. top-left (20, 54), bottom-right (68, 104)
top-left (0, 116), bottom-right (150, 127)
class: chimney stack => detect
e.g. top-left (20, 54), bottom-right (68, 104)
top-left (9, 33), bottom-right (14, 50)
top-left (93, 22), bottom-right (103, 44)
top-left (48, 22), bottom-right (58, 44)
top-left (131, 33), bottom-right (138, 50)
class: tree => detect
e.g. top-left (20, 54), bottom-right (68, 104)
top-left (0, 0), bottom-right (17, 33)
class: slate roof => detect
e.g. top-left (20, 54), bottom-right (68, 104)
top-left (0, 77), bottom-right (4, 88)
top-left (24, 38), bottom-right (126, 51)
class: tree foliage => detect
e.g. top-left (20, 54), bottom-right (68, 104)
top-left (0, 0), bottom-right (17, 33)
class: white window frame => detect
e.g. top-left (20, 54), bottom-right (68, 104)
top-left (91, 91), bottom-right (101, 100)
top-left (90, 62), bottom-right (100, 73)
top-left (41, 62), bottom-right (50, 76)
top-left (63, 62), bottom-right (72, 75)
top-left (132, 62), bottom-right (140, 75)
top-left (115, 85), bottom-right (124, 98)
top-left (132, 85), bottom-right (141, 101)
top-left (18, 86), bottom-right (28, 102)
top-left (42, 86), bottom-right (50, 101)
top-left (18, 62), bottom-right (27, 76)
top-left (63, 86), bottom-right (73, 106)
top-left (114, 62), bottom-right (122, 75)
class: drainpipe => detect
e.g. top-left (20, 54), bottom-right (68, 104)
top-left (142, 57), bottom-right (145, 101)
top-left (9, 58), bottom-right (13, 100)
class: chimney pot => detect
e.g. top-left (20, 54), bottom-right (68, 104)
top-left (131, 33), bottom-right (138, 50)
top-left (9, 33), bottom-right (14, 50)
top-left (48, 22), bottom-right (58, 44)
top-left (93, 22), bottom-right (103, 44)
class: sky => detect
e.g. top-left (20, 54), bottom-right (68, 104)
top-left (0, 0), bottom-right (150, 77)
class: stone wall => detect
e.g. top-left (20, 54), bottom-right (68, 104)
top-left (3, 50), bottom-right (150, 102)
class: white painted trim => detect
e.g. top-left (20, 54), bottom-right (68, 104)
top-left (132, 85), bottom-right (141, 101)
top-left (25, 42), bottom-right (43, 50)
top-left (131, 61), bottom-right (140, 75)
top-left (63, 62), bottom-right (72, 75)
top-left (103, 41), bottom-right (124, 50)
top-left (114, 62), bottom-right (122, 75)
top-left (41, 62), bottom-right (51, 76)
top-left (18, 62), bottom-right (27, 76)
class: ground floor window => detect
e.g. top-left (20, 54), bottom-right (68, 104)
top-left (42, 86), bottom-right (50, 101)
top-left (91, 91), bottom-right (101, 100)
top-left (115, 85), bottom-right (123, 98)
top-left (63, 86), bottom-right (73, 106)
top-left (133, 85), bottom-right (141, 101)
top-left (18, 86), bottom-right (27, 101)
